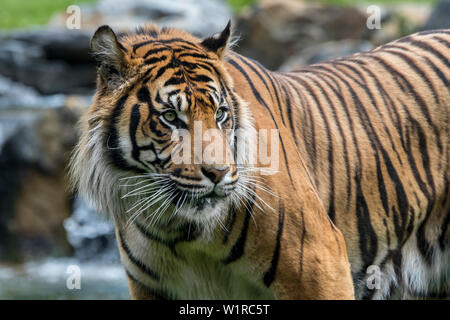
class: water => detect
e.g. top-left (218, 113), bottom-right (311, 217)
top-left (0, 196), bottom-right (129, 299)
top-left (0, 259), bottom-right (129, 299)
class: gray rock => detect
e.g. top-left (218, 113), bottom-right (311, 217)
top-left (64, 195), bottom-right (120, 263)
top-left (423, 0), bottom-right (450, 30)
top-left (235, 0), bottom-right (368, 70)
top-left (0, 30), bottom-right (96, 95)
top-left (50, 0), bottom-right (232, 38)
top-left (0, 75), bottom-right (65, 109)
top-left (0, 29), bottom-right (92, 63)
top-left (279, 40), bottom-right (373, 71)
top-left (0, 106), bottom-right (80, 262)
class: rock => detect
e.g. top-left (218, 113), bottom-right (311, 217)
top-left (365, 3), bottom-right (431, 45)
top-left (423, 0), bottom-right (450, 30)
top-left (0, 30), bottom-right (96, 95)
top-left (0, 106), bottom-right (80, 262)
top-left (49, 0), bottom-right (232, 38)
top-left (0, 29), bottom-right (92, 63)
top-left (64, 196), bottom-right (119, 263)
top-left (235, 0), bottom-right (368, 69)
top-left (278, 40), bottom-right (373, 71)
top-left (0, 75), bottom-right (66, 109)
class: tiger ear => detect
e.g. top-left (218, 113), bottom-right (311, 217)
top-left (91, 25), bottom-right (127, 88)
top-left (200, 20), bottom-right (231, 59)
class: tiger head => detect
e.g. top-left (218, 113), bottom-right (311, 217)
top-left (70, 22), bottom-right (255, 230)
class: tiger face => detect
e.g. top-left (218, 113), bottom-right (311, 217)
top-left (119, 65), bottom-right (239, 212)
top-left (71, 22), bottom-right (254, 228)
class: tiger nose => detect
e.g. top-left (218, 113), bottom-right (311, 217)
top-left (201, 166), bottom-right (230, 184)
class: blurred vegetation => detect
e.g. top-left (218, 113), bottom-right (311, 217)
top-left (227, 0), bottom-right (258, 12)
top-left (0, 0), bottom-right (438, 29)
top-left (226, 0), bottom-right (436, 12)
top-left (0, 0), bottom-right (96, 29)
top-left (317, 0), bottom-right (435, 5)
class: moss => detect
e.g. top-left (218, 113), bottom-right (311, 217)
top-left (0, 0), bottom-right (96, 30)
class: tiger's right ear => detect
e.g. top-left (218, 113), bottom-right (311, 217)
top-left (91, 25), bottom-right (127, 88)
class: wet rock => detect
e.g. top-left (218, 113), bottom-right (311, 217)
top-left (278, 40), bottom-right (373, 71)
top-left (235, 0), bottom-right (368, 69)
top-left (0, 75), bottom-right (66, 109)
top-left (49, 0), bottom-right (232, 38)
top-left (423, 0), bottom-right (450, 30)
top-left (0, 106), bottom-right (80, 262)
top-left (64, 196), bottom-right (120, 263)
top-left (0, 30), bottom-right (96, 95)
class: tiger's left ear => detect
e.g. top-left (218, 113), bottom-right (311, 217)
top-left (91, 25), bottom-right (128, 89)
top-left (200, 20), bottom-right (231, 59)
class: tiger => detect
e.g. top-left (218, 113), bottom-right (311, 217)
top-left (70, 21), bottom-right (449, 299)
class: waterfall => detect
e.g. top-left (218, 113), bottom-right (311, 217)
top-left (64, 195), bottom-right (120, 264)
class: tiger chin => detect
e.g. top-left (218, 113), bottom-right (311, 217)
top-left (70, 21), bottom-right (449, 300)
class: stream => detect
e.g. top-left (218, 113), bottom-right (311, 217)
top-left (0, 196), bottom-right (129, 299)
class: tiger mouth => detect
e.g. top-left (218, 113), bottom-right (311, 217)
top-left (192, 195), bottom-right (220, 210)
top-left (170, 189), bottom-right (225, 210)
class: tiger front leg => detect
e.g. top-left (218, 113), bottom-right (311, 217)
top-left (257, 194), bottom-right (355, 300)
top-left (271, 228), bottom-right (355, 300)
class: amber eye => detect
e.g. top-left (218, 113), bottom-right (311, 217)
top-left (162, 110), bottom-right (177, 123)
top-left (216, 107), bottom-right (228, 123)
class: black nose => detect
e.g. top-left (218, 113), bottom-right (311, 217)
top-left (201, 166), bottom-right (230, 184)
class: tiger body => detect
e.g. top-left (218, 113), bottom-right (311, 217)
top-left (70, 23), bottom-right (449, 300)
top-left (239, 30), bottom-right (450, 299)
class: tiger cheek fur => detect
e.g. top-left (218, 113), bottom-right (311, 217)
top-left (70, 23), bottom-right (449, 299)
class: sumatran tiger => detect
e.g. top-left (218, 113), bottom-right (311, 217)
top-left (70, 21), bottom-right (449, 299)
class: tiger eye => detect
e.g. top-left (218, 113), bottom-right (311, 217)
top-left (216, 107), bottom-right (227, 122)
top-left (163, 110), bottom-right (177, 122)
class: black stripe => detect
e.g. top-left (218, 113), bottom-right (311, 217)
top-left (164, 76), bottom-right (185, 86)
top-left (223, 206), bottom-right (237, 244)
top-left (144, 55), bottom-right (167, 65)
top-left (234, 54), bottom-right (290, 128)
top-left (118, 230), bottom-right (160, 281)
top-left (278, 80), bottom-right (297, 143)
top-left (409, 30), bottom-right (450, 36)
top-left (338, 67), bottom-right (411, 233)
top-left (125, 270), bottom-right (170, 300)
top-left (294, 77), bottom-right (337, 222)
top-left (299, 209), bottom-right (306, 276)
top-left (423, 56), bottom-right (450, 87)
top-left (283, 74), bottom-right (318, 179)
top-left (129, 104), bottom-right (151, 170)
top-left (300, 72), bottom-right (353, 212)
top-left (439, 207), bottom-right (450, 250)
top-left (176, 52), bottom-right (211, 60)
top-left (369, 53), bottom-right (443, 152)
top-left (355, 169), bottom-right (379, 275)
top-left (320, 63), bottom-right (407, 219)
top-left (403, 112), bottom-right (433, 200)
top-left (351, 62), bottom-right (406, 152)
top-left (134, 221), bottom-right (199, 256)
top-left (263, 200), bottom-right (285, 287)
top-left (329, 62), bottom-right (404, 166)
top-left (107, 94), bottom-right (144, 172)
top-left (247, 57), bottom-right (287, 127)
top-left (392, 250), bottom-right (403, 285)
top-left (416, 203), bottom-right (436, 265)
top-left (133, 38), bottom-right (197, 53)
top-left (432, 35), bottom-right (450, 48)
top-left (143, 47), bottom-right (168, 59)
top-left (381, 46), bottom-right (439, 104)
top-left (222, 188), bottom-right (256, 264)
top-left (288, 70), bottom-right (362, 210)
top-left (227, 57), bottom-right (296, 188)
top-left (189, 74), bottom-right (213, 82)
top-left (318, 69), bottom-right (420, 274)
top-left (233, 54), bottom-right (272, 100)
